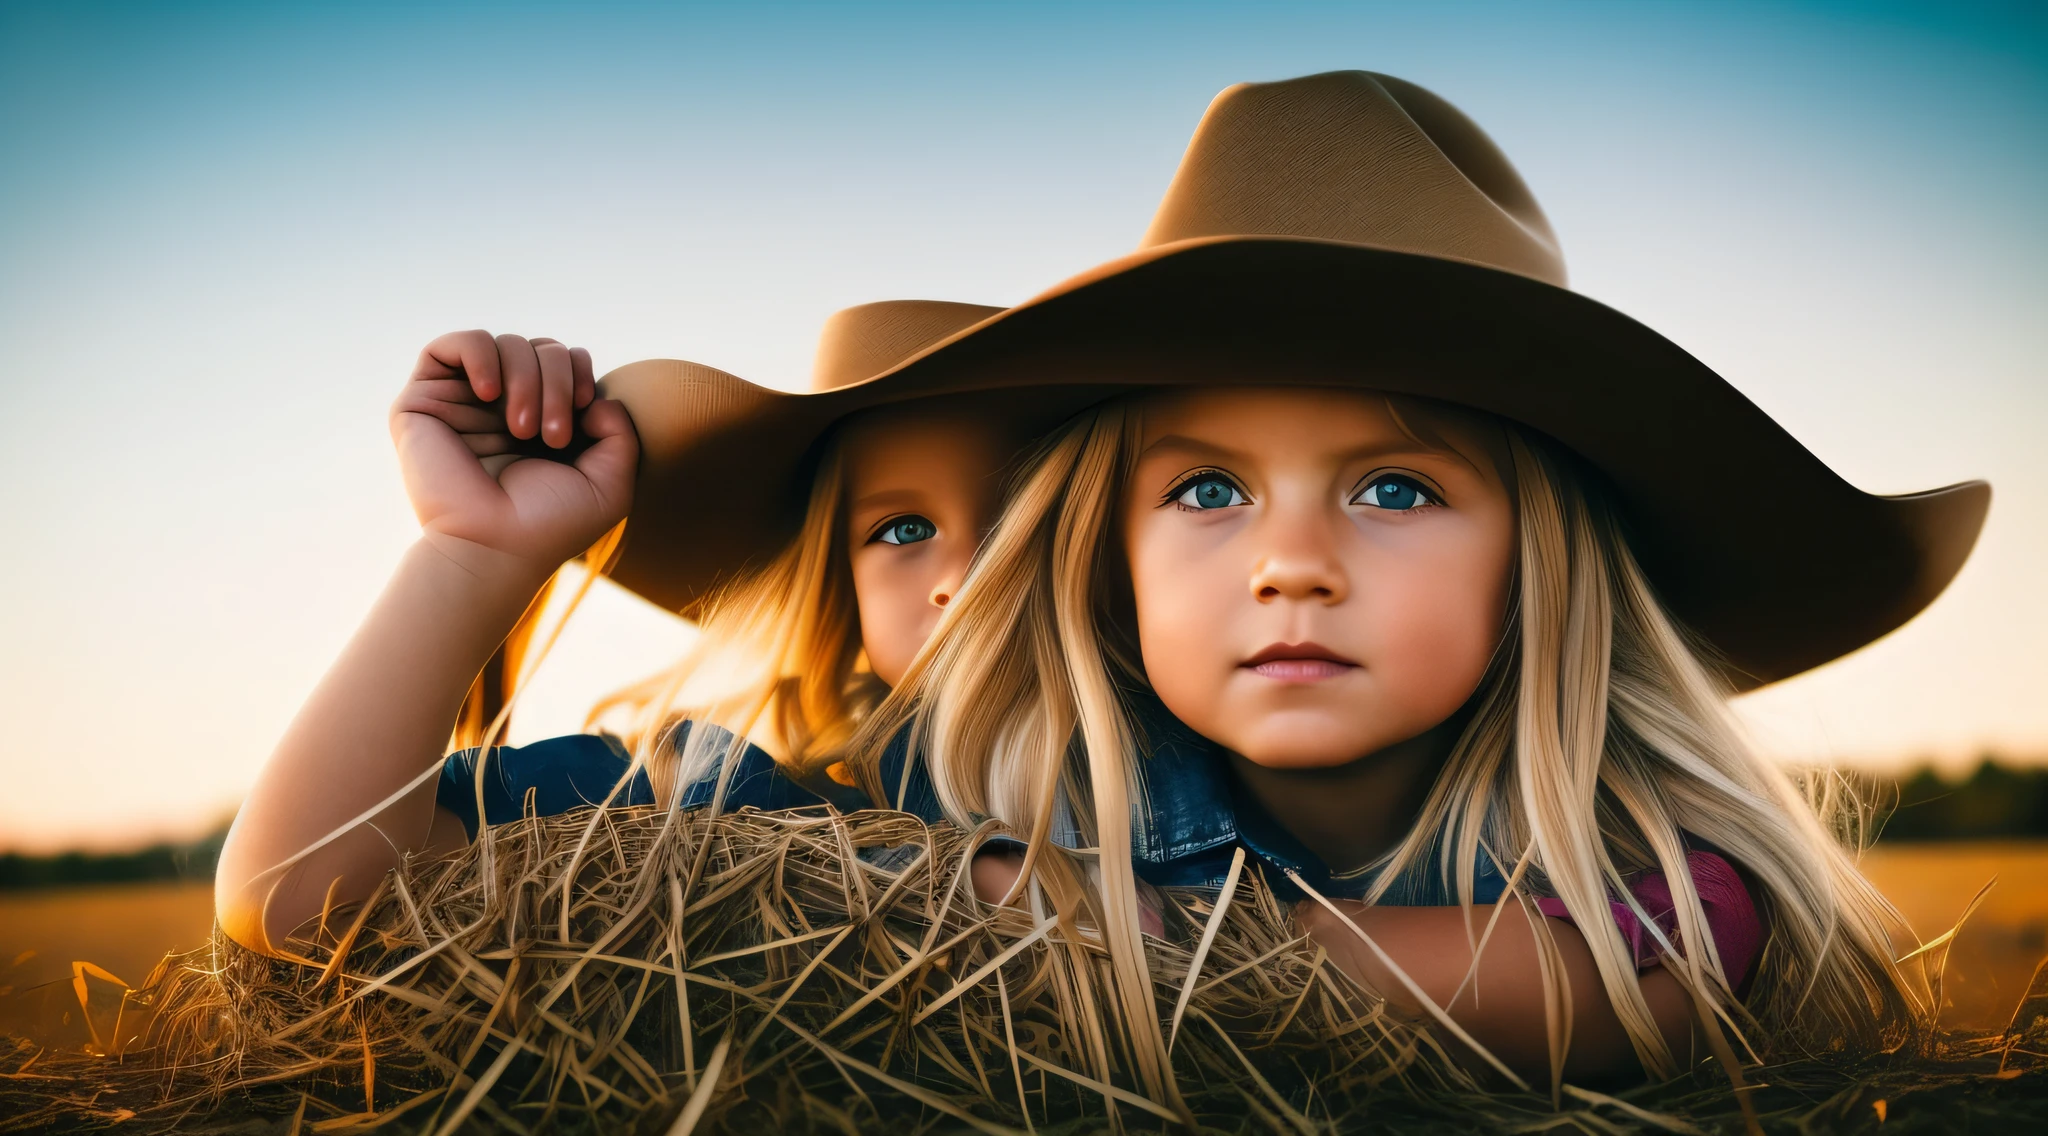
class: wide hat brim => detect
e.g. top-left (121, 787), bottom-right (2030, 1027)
top-left (602, 233), bottom-right (1987, 691)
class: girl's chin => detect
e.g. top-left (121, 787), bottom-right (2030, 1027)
top-left (1163, 687), bottom-right (1401, 766)
top-left (1233, 748), bottom-right (1379, 771)
top-left (1222, 719), bottom-right (1402, 770)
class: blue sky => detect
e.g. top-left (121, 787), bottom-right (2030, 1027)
top-left (1, 1), bottom-right (2043, 850)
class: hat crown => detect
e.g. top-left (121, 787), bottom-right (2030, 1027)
top-left (1141, 71), bottom-right (1566, 287)
top-left (811, 299), bottom-right (1006, 392)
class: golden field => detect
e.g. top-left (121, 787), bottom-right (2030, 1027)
top-left (0, 880), bottom-right (215, 1050)
top-left (1857, 841), bottom-right (2048, 1029)
top-left (2, 843), bottom-right (2044, 1050)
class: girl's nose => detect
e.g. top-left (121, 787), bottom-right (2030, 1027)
top-left (1249, 519), bottom-right (1349, 604)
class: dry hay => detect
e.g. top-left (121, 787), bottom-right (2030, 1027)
top-left (0, 806), bottom-right (1473, 1134)
top-left (5, 805), bottom-right (2048, 1134)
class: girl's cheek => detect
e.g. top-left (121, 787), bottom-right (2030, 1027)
top-left (1382, 548), bottom-right (1509, 716)
top-left (853, 556), bottom-right (924, 686)
top-left (1128, 524), bottom-right (1244, 712)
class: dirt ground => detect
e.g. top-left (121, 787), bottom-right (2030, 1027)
top-left (0, 842), bottom-right (2043, 1049)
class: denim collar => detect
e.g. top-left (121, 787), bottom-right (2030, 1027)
top-left (858, 694), bottom-right (1505, 904)
top-left (1123, 693), bottom-right (1507, 904)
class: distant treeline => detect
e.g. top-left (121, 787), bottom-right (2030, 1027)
top-left (1877, 759), bottom-right (2048, 842)
top-left (0, 826), bottom-right (225, 890)
top-left (1, 760), bottom-right (2044, 889)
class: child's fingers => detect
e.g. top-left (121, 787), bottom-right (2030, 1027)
top-left (414, 330), bottom-right (503, 401)
top-left (422, 405), bottom-right (507, 436)
top-left (531, 338), bottom-right (575, 449)
top-left (577, 395), bottom-right (637, 444)
top-left (572, 398), bottom-right (640, 512)
top-left (392, 381), bottom-right (507, 434)
top-left (496, 334), bottom-right (542, 441)
top-left (570, 347), bottom-right (595, 409)
top-left (406, 378), bottom-right (488, 407)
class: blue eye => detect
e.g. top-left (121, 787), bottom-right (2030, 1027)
top-left (1356, 475), bottom-right (1437, 511)
top-left (874, 516), bottom-right (937, 545)
top-left (1171, 474), bottom-right (1247, 511)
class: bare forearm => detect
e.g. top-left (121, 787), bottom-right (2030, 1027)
top-left (216, 534), bottom-right (551, 950)
top-left (1299, 902), bottom-right (1695, 1084)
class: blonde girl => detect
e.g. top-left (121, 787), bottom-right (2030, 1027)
top-left (826, 71), bottom-right (1989, 1099)
top-left (215, 299), bottom-right (1043, 954)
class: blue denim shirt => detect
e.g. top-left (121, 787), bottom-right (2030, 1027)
top-left (437, 699), bottom-right (1504, 905)
top-left (436, 720), bottom-right (932, 837)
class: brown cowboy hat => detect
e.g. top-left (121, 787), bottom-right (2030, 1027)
top-left (599, 70), bottom-right (1988, 690)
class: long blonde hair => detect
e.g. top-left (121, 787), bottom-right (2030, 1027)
top-left (589, 440), bottom-right (883, 802)
top-left (859, 394), bottom-right (1926, 1099)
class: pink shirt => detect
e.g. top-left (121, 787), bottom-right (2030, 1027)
top-left (1533, 851), bottom-right (1762, 989)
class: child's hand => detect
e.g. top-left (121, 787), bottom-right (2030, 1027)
top-left (390, 330), bottom-right (638, 574)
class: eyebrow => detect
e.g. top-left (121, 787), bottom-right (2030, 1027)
top-left (1139, 432), bottom-right (1476, 471)
top-left (1138, 434), bottom-right (1245, 463)
top-left (849, 488), bottom-right (930, 515)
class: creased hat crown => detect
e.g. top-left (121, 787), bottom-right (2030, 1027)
top-left (811, 300), bottom-right (1004, 392)
top-left (1141, 71), bottom-right (1566, 286)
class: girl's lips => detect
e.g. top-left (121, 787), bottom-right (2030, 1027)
top-left (1247, 658), bottom-right (1357, 682)
top-left (1239, 642), bottom-right (1359, 682)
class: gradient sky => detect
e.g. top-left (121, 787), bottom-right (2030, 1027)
top-left (1, 1), bottom-right (2043, 852)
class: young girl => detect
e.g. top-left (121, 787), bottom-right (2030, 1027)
top-left (896, 390), bottom-right (1838, 1090)
top-left (835, 69), bottom-right (1989, 1098)
top-left (214, 298), bottom-right (1038, 954)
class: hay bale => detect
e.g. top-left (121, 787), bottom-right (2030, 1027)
top-left (2, 807), bottom-right (1476, 1133)
top-left (5, 806), bottom-right (2047, 1134)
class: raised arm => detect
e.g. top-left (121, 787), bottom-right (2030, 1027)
top-left (214, 331), bottom-right (636, 954)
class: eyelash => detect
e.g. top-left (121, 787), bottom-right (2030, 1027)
top-left (1161, 467), bottom-right (1250, 512)
top-left (1349, 471), bottom-right (1445, 511)
top-left (867, 514), bottom-right (938, 545)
